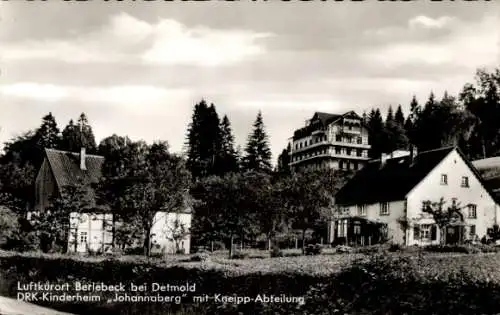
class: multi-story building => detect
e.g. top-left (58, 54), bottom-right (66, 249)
top-left (288, 111), bottom-right (371, 171)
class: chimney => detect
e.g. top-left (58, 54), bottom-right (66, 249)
top-left (80, 147), bottom-right (87, 170)
top-left (381, 153), bottom-right (389, 167)
top-left (409, 145), bottom-right (417, 164)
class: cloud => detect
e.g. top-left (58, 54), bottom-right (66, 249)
top-left (0, 83), bottom-right (191, 114)
top-left (408, 16), bottom-right (455, 29)
top-left (0, 12), bottom-right (271, 67)
top-left (361, 14), bottom-right (499, 70)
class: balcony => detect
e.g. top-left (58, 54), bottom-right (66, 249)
top-left (342, 127), bottom-right (361, 135)
top-left (290, 151), bottom-right (370, 166)
top-left (332, 140), bottom-right (370, 149)
top-left (311, 129), bottom-right (326, 136)
top-left (292, 140), bottom-right (331, 154)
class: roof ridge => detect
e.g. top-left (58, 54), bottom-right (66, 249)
top-left (45, 148), bottom-right (104, 159)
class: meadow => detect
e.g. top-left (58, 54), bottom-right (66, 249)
top-left (2, 246), bottom-right (500, 314)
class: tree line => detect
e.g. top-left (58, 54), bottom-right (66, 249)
top-left (0, 67), bottom-right (499, 256)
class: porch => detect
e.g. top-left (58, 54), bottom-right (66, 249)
top-left (328, 217), bottom-right (388, 247)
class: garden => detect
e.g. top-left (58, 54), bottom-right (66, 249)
top-left (3, 244), bottom-right (500, 314)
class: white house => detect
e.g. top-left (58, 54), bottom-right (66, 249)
top-left (330, 146), bottom-right (500, 246)
top-left (35, 148), bottom-right (192, 254)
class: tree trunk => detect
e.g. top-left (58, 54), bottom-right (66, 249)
top-left (143, 228), bottom-right (151, 257)
top-left (295, 237), bottom-right (298, 249)
top-left (301, 229), bottom-right (306, 255)
top-left (211, 240), bottom-right (214, 252)
top-left (229, 234), bottom-right (234, 258)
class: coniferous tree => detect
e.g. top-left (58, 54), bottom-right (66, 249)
top-left (367, 109), bottom-right (385, 158)
top-left (60, 114), bottom-right (97, 153)
top-left (395, 105), bottom-right (405, 126)
top-left (276, 143), bottom-right (291, 175)
top-left (34, 112), bottom-right (61, 150)
top-left (243, 111), bottom-right (272, 172)
top-left (185, 100), bottom-right (223, 179)
top-left (386, 106), bottom-right (394, 123)
top-left (218, 115), bottom-right (239, 174)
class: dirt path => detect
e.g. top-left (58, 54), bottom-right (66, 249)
top-left (0, 296), bottom-right (75, 315)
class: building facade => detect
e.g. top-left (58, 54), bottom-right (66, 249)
top-left (330, 147), bottom-right (500, 246)
top-left (34, 148), bottom-right (192, 254)
top-left (288, 111), bottom-right (371, 171)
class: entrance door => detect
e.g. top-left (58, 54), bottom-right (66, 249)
top-left (446, 226), bottom-right (460, 245)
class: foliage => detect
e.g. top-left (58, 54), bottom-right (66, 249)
top-left (30, 177), bottom-right (96, 253)
top-left (60, 113), bottom-right (97, 153)
top-left (422, 197), bottom-right (468, 245)
top-left (304, 244), bottom-right (322, 255)
top-left (243, 111), bottom-right (272, 172)
top-left (0, 207), bottom-right (21, 249)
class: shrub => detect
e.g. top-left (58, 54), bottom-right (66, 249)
top-left (335, 245), bottom-right (353, 254)
top-left (230, 251), bottom-right (249, 259)
top-left (190, 252), bottom-right (210, 262)
top-left (388, 243), bottom-right (402, 252)
top-left (270, 247), bottom-right (284, 258)
top-left (305, 244), bottom-right (322, 256)
top-left (355, 244), bottom-right (387, 255)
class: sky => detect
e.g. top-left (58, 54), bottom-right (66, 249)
top-left (0, 1), bottom-right (499, 165)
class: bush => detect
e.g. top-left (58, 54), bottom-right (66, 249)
top-left (355, 244), bottom-right (387, 255)
top-left (305, 244), bottom-right (322, 255)
top-left (190, 252), bottom-right (210, 262)
top-left (335, 245), bottom-right (353, 254)
top-left (124, 247), bottom-right (144, 255)
top-left (388, 243), bottom-right (402, 252)
top-left (270, 247), bottom-right (283, 258)
top-left (230, 251), bottom-right (249, 259)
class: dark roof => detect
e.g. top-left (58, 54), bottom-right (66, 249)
top-left (473, 157), bottom-right (500, 200)
top-left (45, 148), bottom-right (104, 193)
top-left (335, 147), bottom-right (456, 205)
top-left (293, 111), bottom-right (361, 140)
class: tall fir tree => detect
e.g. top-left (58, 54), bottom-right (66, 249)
top-left (218, 115), bottom-right (239, 174)
top-left (34, 112), bottom-right (61, 150)
top-left (367, 108), bottom-right (385, 158)
top-left (243, 111), bottom-right (272, 172)
top-left (386, 106), bottom-right (394, 123)
top-left (59, 113), bottom-right (97, 153)
top-left (185, 100), bottom-right (223, 179)
top-left (394, 105), bottom-right (405, 126)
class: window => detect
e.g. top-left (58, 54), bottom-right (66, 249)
top-left (414, 224), bottom-right (437, 241)
top-left (353, 162), bottom-right (358, 170)
top-left (357, 149), bottom-right (362, 157)
top-left (440, 174), bottom-right (448, 185)
top-left (461, 176), bottom-right (469, 188)
top-left (339, 161), bottom-right (344, 169)
top-left (295, 144), bottom-right (298, 150)
top-left (379, 202), bottom-right (389, 215)
top-left (336, 135), bottom-right (342, 142)
top-left (468, 204), bottom-right (477, 218)
top-left (357, 205), bottom-right (366, 216)
top-left (346, 148), bottom-right (352, 155)
top-left (335, 147), bottom-right (341, 154)
top-left (353, 224), bottom-right (361, 235)
top-left (470, 225), bottom-right (476, 235)
top-left (357, 137), bottom-right (362, 144)
top-left (79, 231), bottom-right (88, 244)
top-left (420, 224), bottom-right (431, 240)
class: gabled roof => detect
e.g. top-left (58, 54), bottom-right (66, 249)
top-left (336, 146), bottom-right (500, 206)
top-left (473, 157), bottom-right (500, 200)
top-left (335, 147), bottom-right (456, 206)
top-left (312, 112), bottom-right (342, 126)
top-left (293, 111), bottom-right (363, 140)
top-left (44, 148), bottom-right (104, 193)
